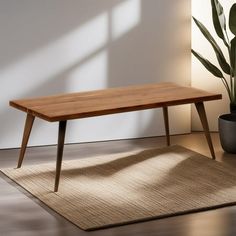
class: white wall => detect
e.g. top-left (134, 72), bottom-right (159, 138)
top-left (0, 0), bottom-right (191, 149)
top-left (191, 0), bottom-right (235, 131)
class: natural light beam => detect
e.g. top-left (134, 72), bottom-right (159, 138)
top-left (0, 12), bottom-right (108, 101)
top-left (111, 0), bottom-right (141, 39)
top-left (66, 50), bottom-right (108, 93)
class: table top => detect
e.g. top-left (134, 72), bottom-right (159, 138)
top-left (10, 83), bottom-right (222, 122)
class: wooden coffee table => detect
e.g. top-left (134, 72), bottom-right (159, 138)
top-left (10, 83), bottom-right (222, 191)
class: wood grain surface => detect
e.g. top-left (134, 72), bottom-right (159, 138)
top-left (9, 83), bottom-right (222, 122)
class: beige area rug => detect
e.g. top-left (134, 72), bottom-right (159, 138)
top-left (1, 145), bottom-right (236, 230)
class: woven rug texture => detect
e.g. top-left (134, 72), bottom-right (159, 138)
top-left (1, 145), bottom-right (236, 230)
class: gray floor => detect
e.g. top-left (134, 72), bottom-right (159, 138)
top-left (0, 132), bottom-right (236, 236)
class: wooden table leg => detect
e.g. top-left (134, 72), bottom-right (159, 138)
top-left (162, 107), bottom-right (170, 146)
top-left (17, 114), bottom-right (35, 168)
top-left (54, 120), bottom-right (67, 192)
top-left (195, 102), bottom-right (215, 159)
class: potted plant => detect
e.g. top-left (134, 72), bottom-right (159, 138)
top-left (192, 0), bottom-right (236, 153)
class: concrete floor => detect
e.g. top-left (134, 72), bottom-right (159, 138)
top-left (0, 132), bottom-right (236, 236)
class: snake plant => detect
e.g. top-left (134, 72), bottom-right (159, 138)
top-left (192, 0), bottom-right (236, 104)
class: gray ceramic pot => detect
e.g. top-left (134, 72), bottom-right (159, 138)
top-left (219, 114), bottom-right (236, 153)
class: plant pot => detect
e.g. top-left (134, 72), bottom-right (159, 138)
top-left (230, 103), bottom-right (236, 113)
top-left (218, 114), bottom-right (236, 153)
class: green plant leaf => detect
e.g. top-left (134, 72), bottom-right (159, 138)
top-left (231, 37), bottom-right (236, 72)
top-left (191, 49), bottom-right (224, 78)
top-left (229, 4), bottom-right (236, 36)
top-left (211, 0), bottom-right (227, 42)
top-left (193, 17), bottom-right (230, 74)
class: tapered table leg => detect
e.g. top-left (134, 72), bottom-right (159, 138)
top-left (54, 120), bottom-right (67, 192)
top-left (162, 107), bottom-right (170, 146)
top-left (17, 114), bottom-right (35, 168)
top-left (195, 102), bottom-right (215, 159)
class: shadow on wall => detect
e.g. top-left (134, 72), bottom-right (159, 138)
top-left (0, 0), bottom-right (190, 148)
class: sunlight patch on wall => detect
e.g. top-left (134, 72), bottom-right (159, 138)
top-left (1, 12), bottom-right (108, 100)
top-left (111, 0), bottom-right (141, 39)
top-left (66, 50), bottom-right (108, 92)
